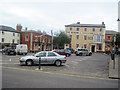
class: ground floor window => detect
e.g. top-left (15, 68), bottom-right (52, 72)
top-left (84, 44), bottom-right (87, 48)
top-left (76, 44), bottom-right (79, 48)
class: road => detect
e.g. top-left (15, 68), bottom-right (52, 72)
top-left (1, 53), bottom-right (109, 77)
top-left (1, 52), bottom-right (119, 88)
top-left (2, 67), bottom-right (118, 88)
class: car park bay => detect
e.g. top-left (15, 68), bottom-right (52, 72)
top-left (1, 52), bottom-right (109, 78)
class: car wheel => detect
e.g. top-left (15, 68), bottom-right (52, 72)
top-left (89, 53), bottom-right (92, 56)
top-left (66, 54), bottom-right (69, 57)
top-left (76, 54), bottom-right (79, 56)
top-left (26, 60), bottom-right (33, 66)
top-left (79, 53), bottom-right (82, 56)
top-left (55, 60), bottom-right (61, 67)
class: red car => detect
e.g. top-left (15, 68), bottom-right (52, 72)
top-left (52, 49), bottom-right (71, 57)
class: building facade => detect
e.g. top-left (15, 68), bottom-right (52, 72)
top-left (65, 22), bottom-right (106, 52)
top-left (16, 24), bottom-right (52, 52)
top-left (105, 30), bottom-right (117, 53)
top-left (0, 25), bottom-right (20, 49)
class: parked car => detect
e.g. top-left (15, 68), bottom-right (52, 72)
top-left (2, 47), bottom-right (12, 54)
top-left (66, 48), bottom-right (74, 53)
top-left (53, 49), bottom-right (71, 57)
top-left (5, 48), bottom-right (16, 55)
top-left (19, 51), bottom-right (67, 66)
top-left (16, 44), bottom-right (28, 55)
top-left (63, 49), bottom-right (71, 54)
top-left (75, 48), bottom-right (92, 56)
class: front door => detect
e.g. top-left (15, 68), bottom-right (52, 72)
top-left (42, 45), bottom-right (44, 51)
top-left (91, 45), bottom-right (95, 52)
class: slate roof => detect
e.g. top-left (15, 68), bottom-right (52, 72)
top-left (105, 30), bottom-right (118, 35)
top-left (22, 30), bottom-right (52, 37)
top-left (0, 25), bottom-right (20, 33)
top-left (65, 22), bottom-right (105, 28)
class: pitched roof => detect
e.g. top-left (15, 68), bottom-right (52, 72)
top-left (65, 22), bottom-right (105, 28)
top-left (105, 30), bottom-right (117, 35)
top-left (0, 25), bottom-right (20, 33)
top-left (21, 30), bottom-right (52, 37)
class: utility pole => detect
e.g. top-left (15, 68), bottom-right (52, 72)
top-left (113, 36), bottom-right (116, 69)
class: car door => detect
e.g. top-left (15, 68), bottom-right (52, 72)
top-left (35, 52), bottom-right (47, 64)
top-left (84, 49), bottom-right (88, 55)
top-left (45, 52), bottom-right (57, 64)
top-left (82, 49), bottom-right (86, 55)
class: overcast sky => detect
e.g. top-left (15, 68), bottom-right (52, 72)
top-left (0, 0), bottom-right (119, 35)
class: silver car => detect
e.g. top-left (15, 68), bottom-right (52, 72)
top-left (76, 48), bottom-right (92, 56)
top-left (19, 51), bottom-right (67, 66)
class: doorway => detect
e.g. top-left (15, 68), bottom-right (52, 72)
top-left (91, 45), bottom-right (95, 52)
top-left (42, 45), bottom-right (44, 51)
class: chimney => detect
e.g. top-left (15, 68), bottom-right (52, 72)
top-left (16, 24), bottom-right (22, 32)
top-left (25, 27), bottom-right (27, 31)
top-left (102, 22), bottom-right (105, 25)
top-left (77, 22), bottom-right (80, 24)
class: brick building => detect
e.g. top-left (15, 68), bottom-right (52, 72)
top-left (105, 30), bottom-right (117, 53)
top-left (16, 24), bottom-right (52, 52)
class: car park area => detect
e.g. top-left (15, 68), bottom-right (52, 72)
top-left (1, 52), bottom-right (109, 78)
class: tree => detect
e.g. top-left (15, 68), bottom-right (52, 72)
top-left (53, 31), bottom-right (71, 49)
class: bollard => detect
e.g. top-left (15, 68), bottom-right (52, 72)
top-left (39, 57), bottom-right (41, 70)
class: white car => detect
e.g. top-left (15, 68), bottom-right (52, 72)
top-left (76, 48), bottom-right (92, 56)
top-left (19, 51), bottom-right (67, 66)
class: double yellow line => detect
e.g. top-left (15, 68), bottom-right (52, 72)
top-left (0, 66), bottom-right (119, 81)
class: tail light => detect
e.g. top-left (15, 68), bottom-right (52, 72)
top-left (64, 56), bottom-right (66, 59)
top-left (14, 50), bottom-right (16, 52)
top-left (8, 50), bottom-right (10, 52)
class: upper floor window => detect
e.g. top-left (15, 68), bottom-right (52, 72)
top-left (100, 28), bottom-right (102, 32)
top-left (94, 35), bottom-right (103, 43)
top-left (108, 36), bottom-right (110, 41)
top-left (70, 27), bottom-right (72, 31)
top-left (2, 31), bottom-right (4, 35)
top-left (112, 36), bottom-right (114, 41)
top-left (84, 36), bottom-right (87, 40)
top-left (93, 28), bottom-right (95, 32)
top-left (25, 35), bottom-right (29, 41)
top-left (17, 40), bottom-right (19, 44)
top-left (76, 35), bottom-right (79, 40)
top-left (35, 37), bottom-right (38, 41)
top-left (84, 28), bottom-right (87, 31)
top-left (2, 38), bottom-right (4, 42)
top-left (77, 28), bottom-right (79, 31)
top-left (13, 33), bottom-right (15, 36)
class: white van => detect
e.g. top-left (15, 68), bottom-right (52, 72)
top-left (16, 44), bottom-right (28, 55)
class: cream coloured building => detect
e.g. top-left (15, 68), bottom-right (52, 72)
top-left (0, 25), bottom-right (20, 48)
top-left (65, 22), bottom-right (106, 52)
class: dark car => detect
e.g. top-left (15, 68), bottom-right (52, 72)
top-left (53, 49), bottom-right (71, 57)
top-left (2, 47), bottom-right (11, 54)
top-left (5, 48), bottom-right (16, 55)
top-left (66, 48), bottom-right (74, 53)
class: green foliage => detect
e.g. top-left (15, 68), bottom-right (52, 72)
top-left (53, 31), bottom-right (71, 49)
top-left (110, 33), bottom-right (120, 47)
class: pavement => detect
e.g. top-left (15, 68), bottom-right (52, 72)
top-left (109, 55), bottom-right (120, 79)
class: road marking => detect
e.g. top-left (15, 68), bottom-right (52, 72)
top-left (0, 63), bottom-right (19, 64)
top-left (1, 66), bottom-right (119, 81)
top-left (9, 59), bottom-right (11, 61)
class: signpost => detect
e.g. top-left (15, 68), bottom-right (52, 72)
top-left (39, 57), bottom-right (41, 70)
